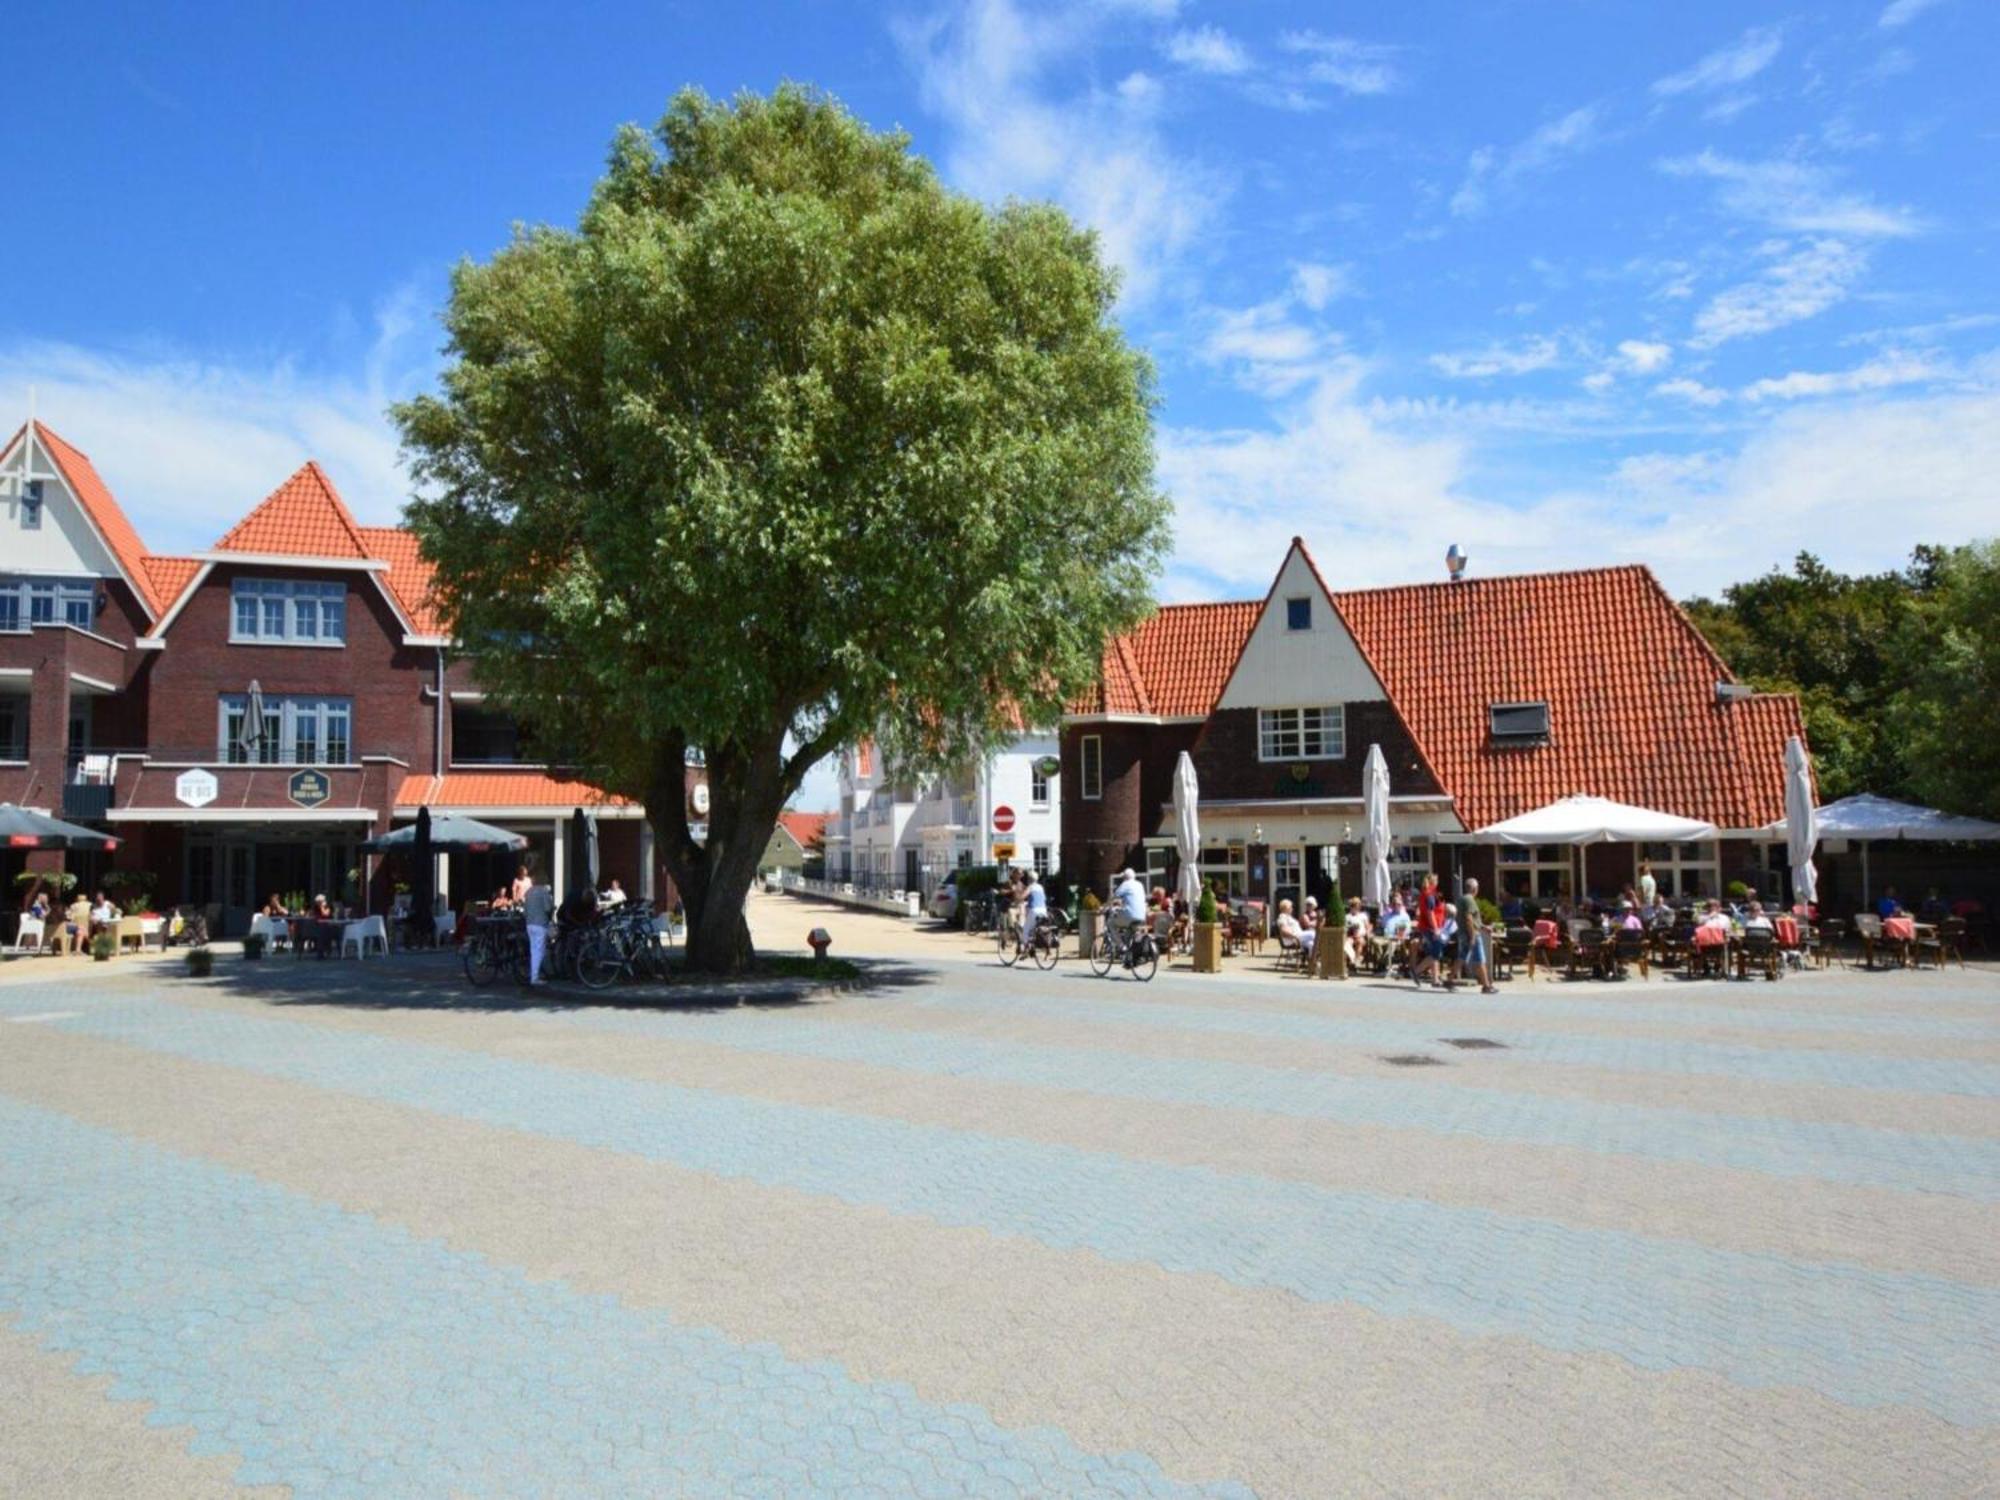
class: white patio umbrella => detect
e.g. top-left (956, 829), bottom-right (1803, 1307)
top-left (1782, 737), bottom-right (1818, 908)
top-left (1764, 793), bottom-right (2000, 904)
top-left (1171, 750), bottom-right (1201, 909)
top-left (1361, 743), bottom-right (1392, 907)
top-left (1469, 794), bottom-right (1718, 903)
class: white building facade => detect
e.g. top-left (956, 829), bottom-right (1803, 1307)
top-left (825, 730), bottom-right (1063, 900)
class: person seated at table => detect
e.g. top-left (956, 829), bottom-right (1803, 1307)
top-left (490, 886), bottom-right (515, 911)
top-left (599, 878), bottom-right (627, 908)
top-left (23, 885), bottom-right (50, 922)
top-left (1414, 903), bottom-right (1458, 989)
top-left (1343, 896), bottom-right (1370, 966)
top-left (1381, 895), bottom-right (1413, 942)
top-left (1740, 900), bottom-right (1773, 934)
top-left (1693, 900), bottom-right (1731, 942)
top-left (1274, 898), bottom-right (1314, 958)
top-left (1877, 886), bottom-right (1904, 920)
top-left (1617, 899), bottom-right (1644, 932)
top-left (261, 893), bottom-right (289, 918)
top-left (306, 893), bottom-right (332, 921)
top-left (63, 893), bottom-right (94, 954)
top-left (1500, 892), bottom-right (1525, 924)
top-left (89, 891), bottom-right (118, 929)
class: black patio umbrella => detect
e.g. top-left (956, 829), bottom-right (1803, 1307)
top-left (568, 807), bottom-right (592, 897)
top-left (361, 816), bottom-right (527, 854)
top-left (410, 806), bottom-right (435, 941)
top-left (0, 803), bottom-right (120, 851)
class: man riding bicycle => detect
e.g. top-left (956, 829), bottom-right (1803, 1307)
top-left (1019, 868), bottom-right (1048, 955)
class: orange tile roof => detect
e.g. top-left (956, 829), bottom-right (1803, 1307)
top-left (138, 556), bottom-right (203, 618)
top-left (1329, 561), bottom-right (1802, 830)
top-left (6, 422), bottom-right (163, 617)
top-left (215, 461), bottom-right (372, 559)
top-left (777, 811), bottom-right (829, 848)
top-left (395, 773), bottom-right (634, 810)
top-left (356, 525), bottom-right (445, 636)
top-left (1077, 602), bottom-right (1261, 716)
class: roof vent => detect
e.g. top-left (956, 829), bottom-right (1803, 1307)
top-left (1446, 543), bottom-right (1468, 583)
top-left (1714, 682), bottom-right (1754, 704)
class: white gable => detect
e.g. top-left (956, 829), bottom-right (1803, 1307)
top-left (1215, 544), bottom-right (1386, 709)
top-left (0, 433), bottom-right (122, 579)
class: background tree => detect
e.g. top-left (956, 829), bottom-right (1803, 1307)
top-left (1891, 539), bottom-right (2000, 820)
top-left (394, 86), bottom-right (1168, 972)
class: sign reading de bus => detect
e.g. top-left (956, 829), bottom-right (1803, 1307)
top-left (175, 768), bottom-right (218, 809)
top-left (287, 769), bottom-right (332, 808)
top-left (992, 804), bottom-right (1016, 834)
top-left (992, 841), bottom-right (1017, 861)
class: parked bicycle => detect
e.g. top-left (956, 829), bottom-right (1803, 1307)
top-left (577, 900), bottom-right (675, 990)
top-left (997, 909), bottom-right (1066, 970)
top-left (463, 912), bottom-right (530, 987)
top-left (1090, 914), bottom-right (1159, 981)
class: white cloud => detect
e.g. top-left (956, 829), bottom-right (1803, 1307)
top-left (1430, 336), bottom-right (1561, 379)
top-left (1654, 378), bottom-right (1729, 406)
top-left (1652, 26), bottom-right (1783, 97)
top-left (1200, 302), bottom-right (1337, 396)
top-left (1660, 150), bottom-right (1923, 238)
top-left (1162, 24), bottom-right (1249, 75)
top-left (1740, 351), bottom-right (1944, 401)
top-left (1616, 339), bottom-right (1674, 374)
top-left (0, 309), bottom-right (431, 553)
top-left (897, 0), bottom-right (1225, 306)
top-left (1290, 261), bottom-right (1354, 310)
top-left (1278, 32), bottom-right (1402, 96)
top-left (1689, 238), bottom-right (1868, 347)
top-left (1451, 105), bottom-right (1601, 217)
top-left (1879, 0), bottom-right (1949, 27)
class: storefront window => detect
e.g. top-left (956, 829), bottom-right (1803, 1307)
top-left (1498, 842), bottom-right (1573, 900)
top-left (1198, 843), bottom-right (1247, 900)
top-left (1637, 841), bottom-right (1719, 900)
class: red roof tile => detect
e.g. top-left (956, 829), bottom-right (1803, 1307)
top-left (394, 773), bottom-right (633, 810)
top-left (1078, 602), bottom-right (1261, 716)
top-left (215, 461), bottom-right (372, 559)
top-left (777, 811), bottom-right (829, 848)
top-left (1330, 562), bottom-right (1802, 830)
top-left (5, 422), bottom-right (163, 617)
top-left (138, 556), bottom-right (203, 619)
top-left (356, 526), bottom-right (445, 636)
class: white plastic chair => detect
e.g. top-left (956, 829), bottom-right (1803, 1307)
top-left (12, 917), bottom-right (43, 955)
top-left (434, 912), bottom-right (456, 945)
top-left (340, 915), bottom-right (389, 959)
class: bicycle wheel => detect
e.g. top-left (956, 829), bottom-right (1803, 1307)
top-left (463, 932), bottom-right (499, 987)
top-left (1089, 930), bottom-right (1115, 977)
top-left (507, 935), bottom-right (531, 987)
top-left (1032, 931), bottom-right (1059, 970)
top-left (997, 922), bottom-right (1021, 966)
top-left (578, 930), bottom-right (625, 990)
top-left (1128, 939), bottom-right (1158, 983)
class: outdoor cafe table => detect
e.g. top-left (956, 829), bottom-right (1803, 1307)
top-left (285, 916), bottom-right (344, 959)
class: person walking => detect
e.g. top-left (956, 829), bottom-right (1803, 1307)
top-left (1460, 877), bottom-right (1496, 994)
top-left (523, 875), bottom-right (554, 987)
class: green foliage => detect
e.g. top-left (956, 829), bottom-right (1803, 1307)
top-left (89, 932), bottom-right (115, 962)
top-left (1726, 879), bottom-right (1750, 901)
top-left (1475, 896), bottom-right (1501, 929)
top-left (185, 947), bottom-right (213, 978)
top-left (393, 85), bottom-right (1166, 972)
top-left (1684, 543), bottom-right (2000, 817)
top-left (14, 870), bottom-right (78, 895)
top-left (1195, 884), bottom-right (1219, 924)
top-left (950, 865), bottom-right (1003, 929)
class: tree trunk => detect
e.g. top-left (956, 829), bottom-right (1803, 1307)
top-left (652, 733), bottom-right (788, 976)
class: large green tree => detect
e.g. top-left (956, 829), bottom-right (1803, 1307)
top-left (393, 86), bottom-right (1168, 971)
top-left (1891, 539), bottom-right (2000, 820)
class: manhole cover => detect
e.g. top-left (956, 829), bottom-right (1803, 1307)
top-left (1439, 1037), bottom-right (1508, 1050)
top-left (1379, 1053), bottom-right (1444, 1067)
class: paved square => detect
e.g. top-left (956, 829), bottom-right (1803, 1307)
top-left (3, 897), bottom-right (1997, 1497)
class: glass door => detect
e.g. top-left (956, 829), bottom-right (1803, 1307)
top-left (1271, 846), bottom-right (1304, 913)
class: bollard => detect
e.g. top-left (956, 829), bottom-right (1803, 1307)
top-left (807, 927), bottom-right (832, 966)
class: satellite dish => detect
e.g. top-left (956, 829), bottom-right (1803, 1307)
top-left (1446, 543), bottom-right (1468, 581)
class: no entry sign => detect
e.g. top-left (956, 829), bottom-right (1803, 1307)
top-left (992, 804), bottom-right (1016, 834)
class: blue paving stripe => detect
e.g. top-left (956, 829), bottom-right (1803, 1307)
top-left (911, 989), bottom-right (2000, 1098)
top-left (528, 1003), bottom-right (2000, 1201)
top-left (0, 1095), bottom-right (1244, 1500)
top-left (14, 992), bottom-right (2000, 1424)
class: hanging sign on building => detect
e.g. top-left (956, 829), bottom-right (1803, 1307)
top-left (992, 804), bottom-right (1016, 834)
top-left (176, 768), bottom-right (218, 808)
top-left (287, 769), bottom-right (332, 808)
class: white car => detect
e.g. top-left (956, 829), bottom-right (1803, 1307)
top-left (928, 871), bottom-right (960, 922)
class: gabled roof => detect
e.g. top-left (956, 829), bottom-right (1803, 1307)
top-left (138, 556), bottom-right (203, 616)
top-left (1330, 560), bottom-right (1801, 830)
top-left (394, 773), bottom-right (634, 810)
top-left (777, 811), bottom-right (829, 849)
top-left (356, 525), bottom-right (445, 636)
top-left (3, 422), bottom-right (163, 617)
top-left (1075, 601), bottom-right (1260, 716)
top-left (214, 461), bottom-right (373, 560)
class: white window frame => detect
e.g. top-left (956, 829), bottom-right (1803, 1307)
top-left (1080, 735), bottom-right (1102, 800)
top-left (218, 695), bottom-right (353, 766)
top-left (1257, 705), bottom-right (1346, 762)
top-left (229, 578), bottom-right (347, 646)
top-left (1497, 843), bottom-right (1574, 901)
top-left (0, 576), bottom-right (92, 631)
top-left (1030, 763), bottom-right (1051, 808)
top-left (1637, 841), bottom-right (1720, 901)
top-left (1386, 838), bottom-right (1432, 892)
top-left (1198, 843), bottom-right (1248, 901)
top-left (1031, 843), bottom-right (1052, 878)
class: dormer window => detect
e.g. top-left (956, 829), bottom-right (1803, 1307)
top-left (1285, 596), bottom-right (1312, 631)
top-left (1490, 701), bottom-right (1551, 746)
top-left (231, 578), bottom-right (346, 645)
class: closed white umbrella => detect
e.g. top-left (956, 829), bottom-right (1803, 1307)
top-left (1783, 737), bottom-right (1818, 907)
top-left (1171, 751), bottom-right (1201, 909)
top-left (1361, 743), bottom-right (1391, 907)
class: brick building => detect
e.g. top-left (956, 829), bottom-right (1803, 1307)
top-left (0, 420), bottom-right (698, 931)
top-left (1062, 538), bottom-right (1807, 909)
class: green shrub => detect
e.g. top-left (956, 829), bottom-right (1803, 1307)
top-left (1476, 896), bottom-right (1501, 929)
top-left (242, 933), bottom-right (267, 961)
top-left (89, 932), bottom-right (115, 962)
top-left (1726, 879), bottom-right (1750, 901)
top-left (185, 946), bottom-right (213, 978)
top-left (950, 865), bottom-right (1002, 929)
top-left (1195, 885), bottom-right (1219, 924)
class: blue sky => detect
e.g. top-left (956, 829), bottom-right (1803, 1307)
top-left (4, 0), bottom-right (1996, 805)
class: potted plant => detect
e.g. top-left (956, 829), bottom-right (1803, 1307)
top-left (1078, 888), bottom-right (1103, 959)
top-left (242, 932), bottom-right (267, 961)
top-left (90, 931), bottom-right (116, 962)
top-left (1192, 883), bottom-right (1223, 973)
top-left (1318, 880), bottom-right (1347, 979)
top-left (185, 946), bottom-right (214, 978)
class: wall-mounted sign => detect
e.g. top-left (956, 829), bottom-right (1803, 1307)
top-left (1034, 755), bottom-right (1062, 778)
top-left (692, 782), bottom-right (710, 816)
top-left (287, 769), bottom-right (332, 808)
top-left (176, 768), bottom-right (218, 808)
top-left (992, 804), bottom-right (1016, 834)
top-left (992, 840), bottom-right (1017, 861)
